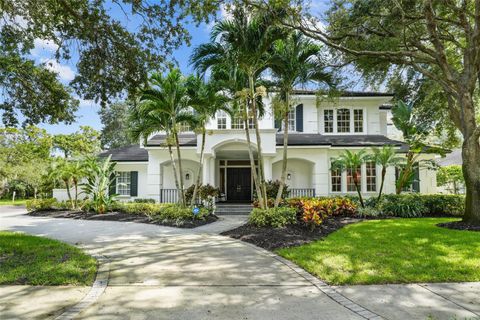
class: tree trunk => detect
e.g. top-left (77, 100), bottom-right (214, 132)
top-left (191, 128), bottom-right (206, 207)
top-left (249, 74), bottom-right (268, 208)
top-left (174, 132), bottom-right (186, 207)
top-left (377, 166), bottom-right (386, 202)
top-left (12, 191), bottom-right (16, 203)
top-left (64, 179), bottom-right (73, 208)
top-left (461, 135), bottom-right (480, 224)
top-left (353, 171), bottom-right (365, 208)
top-left (34, 187), bottom-right (37, 199)
top-left (275, 93), bottom-right (290, 208)
top-left (167, 144), bottom-right (182, 206)
top-left (73, 179), bottom-right (78, 209)
top-left (243, 104), bottom-right (263, 209)
top-left (396, 152), bottom-right (415, 194)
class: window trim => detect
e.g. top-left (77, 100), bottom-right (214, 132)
top-left (322, 106), bottom-right (367, 134)
top-left (217, 110), bottom-right (227, 129)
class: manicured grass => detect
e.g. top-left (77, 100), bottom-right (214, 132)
top-left (277, 218), bottom-right (480, 285)
top-left (0, 232), bottom-right (97, 285)
top-left (0, 199), bottom-right (28, 206)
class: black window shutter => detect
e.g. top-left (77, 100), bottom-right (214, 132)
top-left (130, 171), bottom-right (138, 196)
top-left (109, 173), bottom-right (117, 196)
top-left (296, 104), bottom-right (303, 132)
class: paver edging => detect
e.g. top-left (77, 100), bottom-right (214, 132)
top-left (55, 254), bottom-right (110, 320)
top-left (236, 239), bottom-right (385, 320)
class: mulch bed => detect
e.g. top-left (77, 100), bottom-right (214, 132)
top-left (28, 210), bottom-right (218, 228)
top-left (221, 216), bottom-right (361, 250)
top-left (437, 221), bottom-right (480, 232)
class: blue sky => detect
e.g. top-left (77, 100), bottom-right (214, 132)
top-left (32, 1), bottom-right (332, 135)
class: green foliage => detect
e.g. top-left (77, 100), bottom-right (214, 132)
top-left (1, 0), bottom-right (219, 125)
top-left (26, 198), bottom-right (57, 212)
top-left (437, 165), bottom-right (464, 194)
top-left (99, 101), bottom-right (136, 149)
top-left (355, 206), bottom-right (382, 218)
top-left (380, 194), bottom-right (428, 218)
top-left (253, 180), bottom-right (289, 200)
top-left (249, 207), bottom-right (297, 228)
top-left (114, 202), bottom-right (209, 224)
top-left (53, 126), bottom-right (100, 158)
top-left (81, 155), bottom-right (117, 214)
top-left (420, 195), bottom-right (465, 217)
top-left (0, 231), bottom-right (97, 285)
top-left (133, 198), bottom-right (156, 204)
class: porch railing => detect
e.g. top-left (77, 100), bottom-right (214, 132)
top-left (288, 188), bottom-right (316, 198)
top-left (159, 189), bottom-right (178, 203)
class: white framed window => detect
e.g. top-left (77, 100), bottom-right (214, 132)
top-left (366, 161), bottom-right (377, 192)
top-left (248, 117), bottom-right (255, 129)
top-left (346, 166), bottom-right (361, 192)
top-left (324, 109), bottom-right (334, 133)
top-left (117, 172), bottom-right (131, 196)
top-left (287, 109), bottom-right (296, 131)
top-left (231, 116), bottom-right (244, 129)
top-left (337, 108), bottom-right (351, 133)
top-left (354, 109), bottom-right (364, 133)
top-left (178, 122), bottom-right (191, 132)
top-left (323, 107), bottom-right (365, 134)
top-left (331, 166), bottom-right (342, 192)
top-left (217, 110), bottom-right (227, 129)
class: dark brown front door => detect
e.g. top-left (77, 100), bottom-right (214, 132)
top-left (227, 168), bottom-right (251, 202)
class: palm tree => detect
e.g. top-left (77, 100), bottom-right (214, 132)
top-left (130, 70), bottom-right (195, 207)
top-left (332, 149), bottom-right (369, 208)
top-left (191, 7), bottom-right (283, 208)
top-left (370, 145), bottom-right (403, 202)
top-left (186, 75), bottom-right (230, 206)
top-left (269, 31), bottom-right (335, 207)
top-left (48, 158), bottom-right (74, 208)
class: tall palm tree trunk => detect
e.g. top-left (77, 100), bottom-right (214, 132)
top-left (191, 128), bottom-right (206, 207)
top-left (249, 75), bottom-right (268, 208)
top-left (174, 131), bottom-right (186, 207)
top-left (64, 179), bottom-right (74, 208)
top-left (275, 93), bottom-right (290, 208)
top-left (167, 143), bottom-right (182, 205)
top-left (377, 166), bottom-right (387, 202)
top-left (73, 179), bottom-right (78, 209)
top-left (353, 171), bottom-right (365, 208)
top-left (243, 103), bottom-right (263, 209)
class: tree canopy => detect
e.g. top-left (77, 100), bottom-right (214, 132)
top-left (0, 0), bottom-right (220, 126)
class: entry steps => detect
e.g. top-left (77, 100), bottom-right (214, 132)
top-left (215, 203), bottom-right (253, 215)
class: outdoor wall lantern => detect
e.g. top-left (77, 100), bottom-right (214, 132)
top-left (185, 173), bottom-right (190, 180)
top-left (287, 173), bottom-right (292, 180)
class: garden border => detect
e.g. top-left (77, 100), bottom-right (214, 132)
top-left (55, 254), bottom-right (110, 320)
top-left (240, 241), bottom-right (384, 320)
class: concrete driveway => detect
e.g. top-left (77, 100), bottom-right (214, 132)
top-left (1, 206), bottom-right (479, 320)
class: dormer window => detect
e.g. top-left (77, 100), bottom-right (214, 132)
top-left (323, 107), bottom-right (365, 134)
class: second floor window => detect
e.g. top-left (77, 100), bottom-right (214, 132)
top-left (287, 109), bottom-right (296, 131)
top-left (231, 116), bottom-right (244, 129)
top-left (337, 108), bottom-right (351, 132)
top-left (179, 122), bottom-right (191, 132)
top-left (354, 109), bottom-right (364, 133)
top-left (324, 110), bottom-right (334, 133)
top-left (217, 110), bottom-right (227, 129)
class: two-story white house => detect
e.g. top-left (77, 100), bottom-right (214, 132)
top-left (98, 90), bottom-right (437, 203)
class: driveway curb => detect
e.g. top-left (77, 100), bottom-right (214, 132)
top-left (55, 255), bottom-right (110, 320)
top-left (239, 240), bottom-right (384, 320)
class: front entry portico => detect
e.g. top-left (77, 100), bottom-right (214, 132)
top-left (226, 167), bottom-right (252, 202)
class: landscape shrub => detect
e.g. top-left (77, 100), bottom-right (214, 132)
top-left (26, 198), bottom-right (57, 212)
top-left (133, 198), bottom-right (156, 204)
top-left (356, 206), bottom-right (383, 218)
top-left (249, 207), bottom-right (297, 228)
top-left (253, 180), bottom-right (289, 201)
top-left (421, 194), bottom-right (464, 216)
top-left (380, 194), bottom-right (428, 217)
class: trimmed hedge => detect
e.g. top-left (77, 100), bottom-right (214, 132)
top-left (249, 207), bottom-right (297, 228)
top-left (377, 194), bottom-right (465, 217)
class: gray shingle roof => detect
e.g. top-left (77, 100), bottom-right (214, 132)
top-left (276, 134), bottom-right (406, 147)
top-left (291, 89), bottom-right (394, 97)
top-left (146, 134), bottom-right (197, 146)
top-left (437, 149), bottom-right (462, 166)
top-left (99, 144), bottom-right (148, 162)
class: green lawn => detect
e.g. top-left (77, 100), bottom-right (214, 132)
top-left (0, 199), bottom-right (28, 206)
top-left (0, 232), bottom-right (97, 285)
top-left (277, 218), bottom-right (480, 285)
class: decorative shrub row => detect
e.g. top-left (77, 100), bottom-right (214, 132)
top-left (249, 207), bottom-right (297, 228)
top-left (26, 198), bottom-right (209, 222)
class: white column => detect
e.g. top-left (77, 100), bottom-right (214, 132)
top-left (208, 157), bottom-right (215, 186)
top-left (313, 152), bottom-right (329, 197)
top-left (264, 157), bottom-right (273, 181)
top-left (202, 155), bottom-right (211, 185)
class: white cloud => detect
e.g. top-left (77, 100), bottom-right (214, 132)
top-left (41, 58), bottom-right (75, 82)
top-left (32, 38), bottom-right (59, 55)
